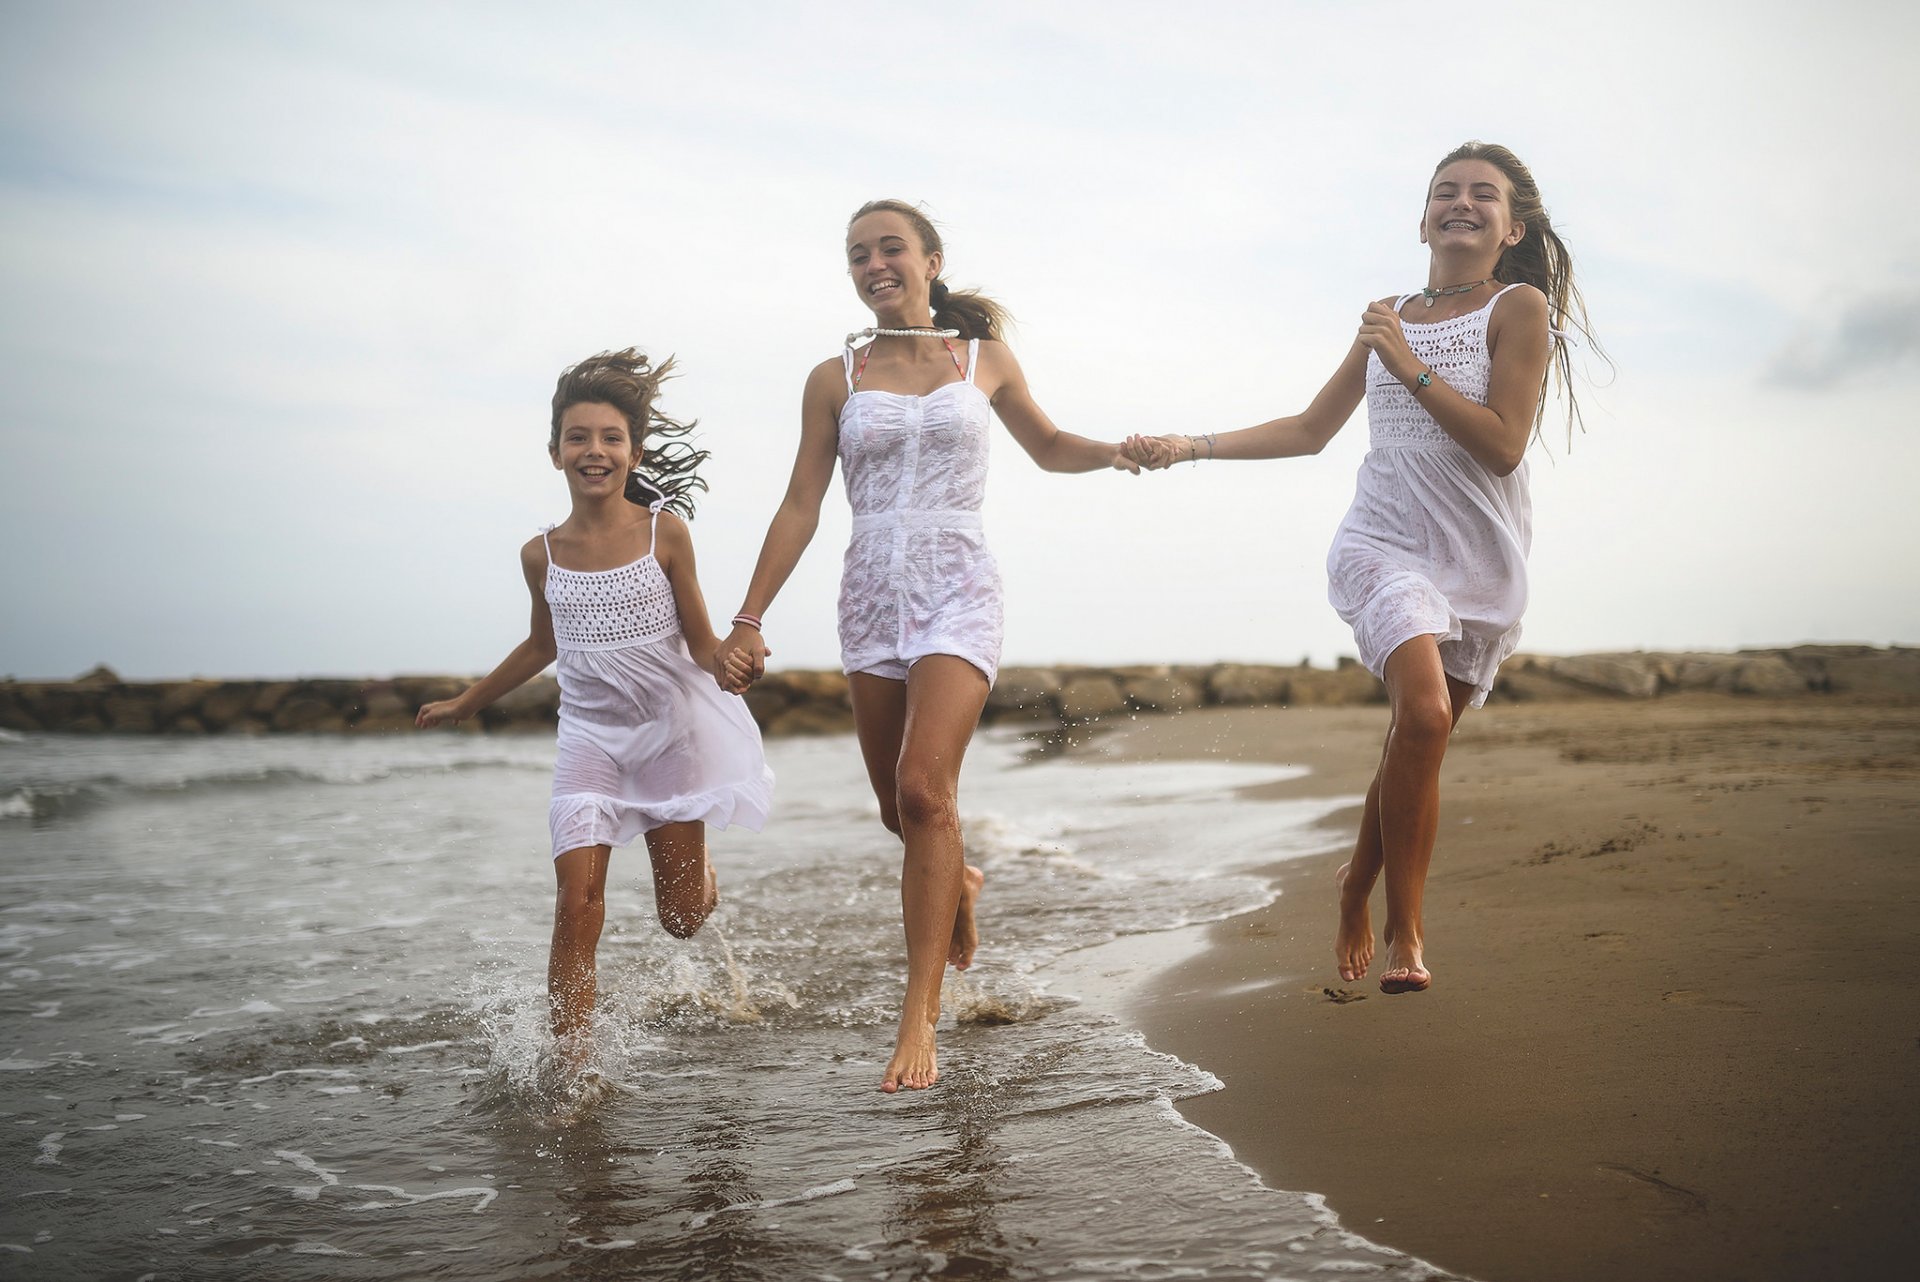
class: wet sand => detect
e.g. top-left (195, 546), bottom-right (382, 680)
top-left (1068, 696), bottom-right (1920, 1282)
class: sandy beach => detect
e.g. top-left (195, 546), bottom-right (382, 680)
top-left (1060, 695), bottom-right (1920, 1281)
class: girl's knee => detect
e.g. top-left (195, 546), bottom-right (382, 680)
top-left (1392, 695), bottom-right (1455, 755)
top-left (895, 771), bottom-right (957, 831)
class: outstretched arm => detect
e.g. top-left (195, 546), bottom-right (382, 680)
top-left (1125, 339), bottom-right (1370, 470)
top-left (416, 540), bottom-right (558, 727)
top-left (653, 512), bottom-right (727, 679)
top-left (715, 360), bottom-right (844, 684)
top-left (976, 341), bottom-right (1139, 474)
top-left (1356, 287), bottom-right (1550, 476)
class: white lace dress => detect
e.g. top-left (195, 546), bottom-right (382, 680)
top-left (543, 504), bottom-right (774, 859)
top-left (835, 338), bottom-right (1004, 685)
top-left (1326, 286), bottom-right (1533, 707)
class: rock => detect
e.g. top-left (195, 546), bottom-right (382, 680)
top-left (1540, 654), bottom-right (1662, 699)
top-left (1285, 665), bottom-right (1385, 706)
top-left (1672, 654), bottom-right (1745, 693)
top-left (482, 678), bottom-right (560, 729)
top-left (394, 676), bottom-right (468, 708)
top-left (352, 687), bottom-right (416, 732)
top-left (75, 664), bottom-right (122, 685)
top-left (271, 697), bottom-right (344, 732)
top-left (198, 684), bottom-right (257, 730)
top-left (103, 696), bottom-right (159, 733)
top-left (248, 682), bottom-right (299, 718)
top-left (1206, 664), bottom-right (1291, 706)
top-left (154, 680), bottom-right (216, 722)
top-left (27, 687), bottom-right (104, 731)
top-left (764, 701), bottom-right (855, 736)
top-left (779, 670), bottom-right (852, 706)
top-left (987, 668), bottom-right (1061, 716)
top-left (1123, 674), bottom-right (1202, 712)
top-left (169, 715), bottom-right (209, 735)
top-left (1806, 647), bottom-right (1920, 699)
top-left (741, 688), bottom-right (790, 730)
top-left (1730, 654), bottom-right (1811, 697)
top-left (1058, 676), bottom-right (1127, 723)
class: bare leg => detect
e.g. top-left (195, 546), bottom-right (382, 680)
top-left (1364, 637), bottom-right (1477, 993)
top-left (1335, 772), bottom-right (1385, 982)
top-left (550, 845), bottom-right (612, 1041)
top-left (851, 657), bottom-right (989, 1092)
top-left (645, 820), bottom-right (716, 939)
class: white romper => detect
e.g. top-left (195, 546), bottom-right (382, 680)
top-left (544, 501), bottom-right (774, 859)
top-left (835, 337), bottom-right (1004, 685)
top-left (1326, 285), bottom-right (1534, 708)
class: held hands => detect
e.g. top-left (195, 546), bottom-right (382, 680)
top-left (1121, 434), bottom-right (1188, 472)
top-left (714, 624), bottom-right (770, 695)
top-left (1109, 446), bottom-right (1141, 475)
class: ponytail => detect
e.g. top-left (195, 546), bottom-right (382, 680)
top-left (929, 277), bottom-right (1009, 342)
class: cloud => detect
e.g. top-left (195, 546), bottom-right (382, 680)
top-left (1770, 292), bottom-right (1920, 388)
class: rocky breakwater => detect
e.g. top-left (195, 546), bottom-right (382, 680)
top-left (3, 646), bottom-right (1915, 738)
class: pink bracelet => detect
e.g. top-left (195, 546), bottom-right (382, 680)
top-left (732, 613), bottom-right (763, 631)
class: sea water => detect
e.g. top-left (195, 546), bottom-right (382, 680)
top-left (0, 725), bottom-right (1452, 1280)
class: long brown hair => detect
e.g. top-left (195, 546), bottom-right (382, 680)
top-left (1431, 142), bottom-right (1607, 444)
top-left (848, 199), bottom-right (1010, 341)
top-left (549, 348), bottom-right (708, 517)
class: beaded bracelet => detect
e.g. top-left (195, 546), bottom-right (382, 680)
top-left (731, 613), bottom-right (763, 631)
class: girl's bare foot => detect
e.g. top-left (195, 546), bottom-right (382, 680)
top-left (1378, 937), bottom-right (1431, 994)
top-left (881, 1017), bottom-right (940, 1093)
top-left (949, 864), bottom-right (985, 970)
top-left (1334, 863), bottom-right (1375, 982)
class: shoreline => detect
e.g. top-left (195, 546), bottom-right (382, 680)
top-left (1053, 699), bottom-right (1920, 1282)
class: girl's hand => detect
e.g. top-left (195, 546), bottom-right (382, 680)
top-left (716, 624), bottom-right (770, 692)
top-left (718, 649), bottom-right (759, 695)
top-left (1122, 434), bottom-right (1183, 471)
top-left (1110, 446), bottom-right (1141, 475)
top-left (415, 698), bottom-right (468, 729)
top-left (1357, 301), bottom-right (1417, 381)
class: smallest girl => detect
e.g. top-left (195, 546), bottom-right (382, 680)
top-left (417, 349), bottom-right (773, 1052)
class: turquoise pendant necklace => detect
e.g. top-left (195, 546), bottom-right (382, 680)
top-left (1421, 278), bottom-right (1494, 307)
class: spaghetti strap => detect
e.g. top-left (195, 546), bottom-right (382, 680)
top-left (1395, 292), bottom-right (1420, 311)
top-left (841, 346), bottom-right (856, 393)
top-left (644, 500), bottom-right (665, 559)
top-left (1491, 282), bottom-right (1524, 301)
top-left (540, 525), bottom-right (554, 563)
top-left (963, 337), bottom-right (980, 385)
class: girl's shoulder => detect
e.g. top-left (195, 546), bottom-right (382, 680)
top-left (1492, 281), bottom-right (1549, 317)
top-left (1488, 282), bottom-right (1550, 335)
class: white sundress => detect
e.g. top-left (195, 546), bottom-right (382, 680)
top-left (543, 502), bottom-right (774, 859)
top-left (1326, 285), bottom-right (1534, 708)
top-left (834, 337), bottom-right (1004, 686)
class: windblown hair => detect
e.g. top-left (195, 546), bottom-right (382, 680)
top-left (548, 348), bottom-right (708, 517)
top-left (1432, 141), bottom-right (1608, 445)
top-left (848, 199), bottom-right (1011, 341)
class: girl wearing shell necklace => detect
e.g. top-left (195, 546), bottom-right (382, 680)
top-left (720, 199), bottom-right (1137, 1093)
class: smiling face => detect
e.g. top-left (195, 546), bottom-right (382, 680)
top-left (846, 209), bottom-right (941, 323)
top-left (550, 401), bottom-right (636, 498)
top-left (1421, 159), bottom-right (1526, 255)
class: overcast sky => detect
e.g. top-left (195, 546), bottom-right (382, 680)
top-left (3, 0), bottom-right (1916, 681)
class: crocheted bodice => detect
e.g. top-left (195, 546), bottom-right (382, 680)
top-left (542, 511), bottom-right (679, 651)
top-left (1365, 285), bottom-right (1521, 450)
